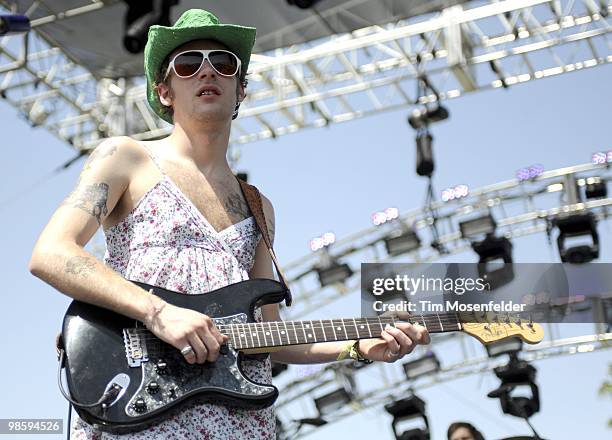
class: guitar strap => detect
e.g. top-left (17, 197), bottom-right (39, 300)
top-left (236, 177), bottom-right (292, 306)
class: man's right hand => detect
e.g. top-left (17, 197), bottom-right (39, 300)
top-left (145, 301), bottom-right (228, 364)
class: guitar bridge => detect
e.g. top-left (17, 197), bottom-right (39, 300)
top-left (123, 328), bottom-right (149, 367)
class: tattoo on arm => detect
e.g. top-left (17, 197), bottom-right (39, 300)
top-left (84, 144), bottom-right (118, 171)
top-left (64, 182), bottom-right (110, 225)
top-left (65, 256), bottom-right (96, 278)
top-left (224, 193), bottom-right (250, 218)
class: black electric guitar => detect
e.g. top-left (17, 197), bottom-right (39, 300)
top-left (59, 279), bottom-right (543, 434)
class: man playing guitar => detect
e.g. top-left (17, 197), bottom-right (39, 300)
top-left (29, 9), bottom-right (430, 439)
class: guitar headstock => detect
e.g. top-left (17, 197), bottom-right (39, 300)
top-left (458, 312), bottom-right (544, 345)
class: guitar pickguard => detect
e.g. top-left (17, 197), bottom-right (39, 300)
top-left (124, 313), bottom-right (274, 418)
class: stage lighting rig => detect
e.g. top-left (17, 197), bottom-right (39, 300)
top-left (123, 0), bottom-right (179, 54)
top-left (553, 212), bottom-right (599, 264)
top-left (384, 394), bottom-right (430, 440)
top-left (0, 14), bottom-right (30, 35)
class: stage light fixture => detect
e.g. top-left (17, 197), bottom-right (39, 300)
top-left (122, 0), bottom-right (178, 54)
top-left (516, 164), bottom-right (544, 182)
top-left (592, 150), bottom-right (612, 164)
top-left (402, 352), bottom-right (440, 380)
top-left (459, 214), bottom-right (496, 239)
top-left (584, 177), bottom-right (607, 199)
top-left (441, 184), bottom-right (469, 202)
top-left (316, 263), bottom-right (353, 287)
top-left (415, 132), bottom-right (434, 177)
top-left (314, 387), bottom-right (352, 416)
top-left (488, 356), bottom-right (540, 422)
top-left (286, 0), bottom-right (322, 9)
top-left (553, 212), bottom-right (599, 264)
top-left (385, 230), bottom-right (421, 257)
top-left (408, 105), bottom-right (449, 129)
top-left (271, 361), bottom-right (288, 377)
top-left (384, 395), bottom-right (430, 440)
top-left (309, 232), bottom-right (336, 252)
top-left (0, 14), bottom-right (30, 35)
top-left (372, 207), bottom-right (399, 226)
top-left (485, 337), bottom-right (523, 358)
top-left (472, 235), bottom-right (514, 290)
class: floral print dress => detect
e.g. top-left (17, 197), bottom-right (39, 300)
top-left (71, 146), bottom-right (274, 439)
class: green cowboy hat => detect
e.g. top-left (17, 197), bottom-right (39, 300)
top-left (144, 9), bottom-right (256, 123)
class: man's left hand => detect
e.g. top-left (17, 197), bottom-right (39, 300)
top-left (358, 323), bottom-right (431, 363)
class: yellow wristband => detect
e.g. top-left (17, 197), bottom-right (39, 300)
top-left (337, 340), bottom-right (356, 361)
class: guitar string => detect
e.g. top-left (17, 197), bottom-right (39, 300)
top-left (125, 316), bottom-right (533, 353)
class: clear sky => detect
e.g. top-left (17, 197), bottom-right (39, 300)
top-left (0, 55), bottom-right (610, 439)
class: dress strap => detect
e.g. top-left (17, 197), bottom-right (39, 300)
top-left (137, 141), bottom-right (165, 175)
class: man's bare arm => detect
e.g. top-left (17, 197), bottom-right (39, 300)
top-left (29, 137), bottom-right (158, 320)
top-left (250, 194), bottom-right (430, 364)
top-left (29, 137), bottom-right (226, 364)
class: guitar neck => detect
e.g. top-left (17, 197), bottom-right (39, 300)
top-left (217, 314), bottom-right (462, 350)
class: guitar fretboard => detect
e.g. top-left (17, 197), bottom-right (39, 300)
top-left (217, 314), bottom-right (462, 350)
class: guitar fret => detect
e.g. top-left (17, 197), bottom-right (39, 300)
top-left (237, 324), bottom-right (246, 348)
top-left (376, 318), bottom-right (385, 335)
top-left (437, 313), bottom-right (444, 332)
top-left (230, 324), bottom-right (239, 349)
top-left (354, 318), bottom-right (366, 339)
top-left (299, 321), bottom-right (308, 344)
top-left (253, 322), bottom-right (262, 348)
top-left (275, 321), bottom-right (285, 345)
top-left (342, 319), bottom-right (349, 340)
top-left (331, 320), bottom-right (338, 341)
top-left (246, 323), bottom-right (255, 349)
top-left (292, 321), bottom-right (300, 345)
top-left (267, 322), bottom-right (276, 346)
top-left (311, 319), bottom-right (323, 342)
top-left (283, 321), bottom-right (292, 345)
top-left (320, 320), bottom-right (328, 342)
top-left (260, 322), bottom-right (269, 346)
top-left (454, 312), bottom-right (462, 330)
top-left (306, 321), bottom-right (317, 342)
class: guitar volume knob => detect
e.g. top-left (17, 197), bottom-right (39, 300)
top-left (133, 397), bottom-right (147, 413)
top-left (147, 381), bottom-right (160, 394)
top-left (155, 360), bottom-right (168, 375)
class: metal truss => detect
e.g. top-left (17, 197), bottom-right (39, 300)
top-left (0, 0), bottom-right (611, 151)
top-left (275, 329), bottom-right (612, 438)
top-left (281, 161), bottom-right (612, 320)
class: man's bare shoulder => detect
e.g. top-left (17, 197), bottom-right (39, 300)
top-left (258, 192), bottom-right (275, 218)
top-left (82, 136), bottom-right (149, 173)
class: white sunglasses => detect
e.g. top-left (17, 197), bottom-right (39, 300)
top-left (164, 49), bottom-right (242, 80)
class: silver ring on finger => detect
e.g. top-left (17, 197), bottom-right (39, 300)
top-left (180, 345), bottom-right (194, 356)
